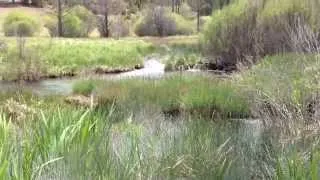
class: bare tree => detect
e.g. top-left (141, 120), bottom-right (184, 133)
top-left (94, 0), bottom-right (127, 37)
top-left (188, 0), bottom-right (206, 32)
top-left (47, 0), bottom-right (79, 37)
top-left (57, 0), bottom-right (63, 36)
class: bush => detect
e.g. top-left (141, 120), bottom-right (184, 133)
top-left (69, 5), bottom-right (96, 36)
top-left (109, 16), bottom-right (130, 38)
top-left (44, 5), bottom-right (95, 37)
top-left (170, 13), bottom-right (195, 35)
top-left (201, 0), bottom-right (259, 68)
top-left (63, 14), bottom-right (82, 37)
top-left (257, 0), bottom-right (320, 54)
top-left (180, 3), bottom-right (195, 19)
top-left (135, 6), bottom-right (194, 37)
top-left (3, 12), bottom-right (39, 37)
top-left (199, 16), bottom-right (211, 31)
top-left (202, 0), bottom-right (320, 69)
top-left (44, 15), bottom-right (58, 37)
top-left (97, 15), bottom-right (130, 38)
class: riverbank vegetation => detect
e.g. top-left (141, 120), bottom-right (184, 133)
top-left (0, 38), bottom-right (155, 80)
top-left (0, 0), bottom-right (319, 179)
top-left (202, 0), bottom-right (320, 69)
top-left (0, 90), bottom-right (318, 179)
top-left (73, 74), bottom-right (250, 119)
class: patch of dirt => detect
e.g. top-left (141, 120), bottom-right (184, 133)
top-left (3, 98), bottom-right (35, 125)
top-left (94, 65), bottom-right (142, 74)
top-left (65, 95), bottom-right (97, 108)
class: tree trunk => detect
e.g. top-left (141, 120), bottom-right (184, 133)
top-left (103, 11), bottom-right (109, 37)
top-left (171, 0), bottom-right (174, 12)
top-left (57, 0), bottom-right (63, 37)
top-left (197, 8), bottom-right (200, 32)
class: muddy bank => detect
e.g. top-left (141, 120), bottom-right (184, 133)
top-left (7, 64), bottom-right (145, 82)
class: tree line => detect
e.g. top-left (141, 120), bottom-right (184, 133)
top-left (13, 0), bottom-right (233, 37)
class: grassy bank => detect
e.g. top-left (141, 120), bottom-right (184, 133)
top-left (73, 74), bottom-right (250, 119)
top-left (0, 36), bottom-right (206, 81)
top-left (0, 38), bottom-right (155, 80)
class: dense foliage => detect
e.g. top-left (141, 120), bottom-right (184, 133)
top-left (202, 0), bottom-right (320, 68)
top-left (135, 7), bottom-right (194, 37)
top-left (3, 11), bottom-right (40, 37)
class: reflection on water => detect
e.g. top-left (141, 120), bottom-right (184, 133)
top-left (0, 79), bottom-right (75, 96)
top-left (0, 59), bottom-right (166, 96)
top-left (0, 59), bottom-right (219, 96)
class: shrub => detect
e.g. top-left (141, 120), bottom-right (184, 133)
top-left (44, 15), bottom-right (58, 37)
top-left (97, 15), bottom-right (130, 38)
top-left (109, 16), bottom-right (130, 38)
top-left (69, 5), bottom-right (96, 36)
top-left (201, 0), bottom-right (260, 68)
top-left (199, 16), bottom-right (211, 31)
top-left (257, 0), bottom-right (320, 54)
top-left (63, 14), bottom-right (82, 37)
top-left (135, 6), bottom-right (194, 37)
top-left (3, 12), bottom-right (39, 37)
top-left (180, 3), bottom-right (195, 19)
top-left (44, 5), bottom-right (95, 37)
top-left (202, 0), bottom-right (320, 69)
top-left (134, 15), bottom-right (158, 36)
top-left (170, 13), bottom-right (195, 35)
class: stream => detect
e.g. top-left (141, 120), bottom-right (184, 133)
top-left (0, 58), bottom-right (277, 179)
top-left (0, 58), bottom-right (166, 96)
top-left (0, 58), bottom-right (263, 139)
top-left (0, 58), bottom-right (226, 96)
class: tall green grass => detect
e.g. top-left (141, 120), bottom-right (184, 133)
top-left (0, 38), bottom-right (155, 80)
top-left (238, 53), bottom-right (320, 134)
top-left (0, 104), bottom-right (234, 179)
top-left (0, 91), bottom-right (318, 179)
top-left (276, 150), bottom-right (320, 180)
top-left (75, 74), bottom-right (250, 118)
